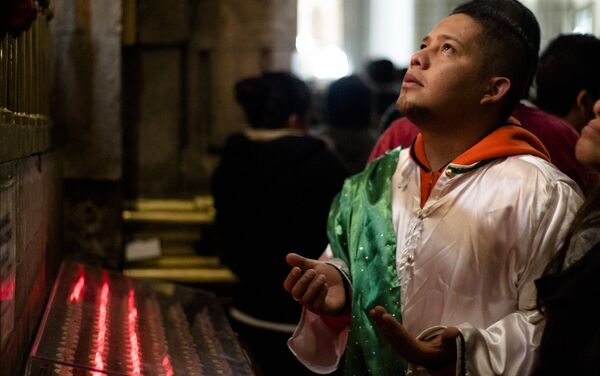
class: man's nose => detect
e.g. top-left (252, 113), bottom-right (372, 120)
top-left (410, 49), bottom-right (429, 69)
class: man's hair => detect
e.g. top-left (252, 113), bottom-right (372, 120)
top-left (325, 75), bottom-right (372, 130)
top-left (451, 0), bottom-right (540, 121)
top-left (535, 34), bottom-right (600, 117)
top-left (235, 72), bottom-right (311, 129)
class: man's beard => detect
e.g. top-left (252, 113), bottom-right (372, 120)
top-left (397, 97), bottom-right (434, 124)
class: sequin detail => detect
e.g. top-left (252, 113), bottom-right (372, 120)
top-left (397, 208), bottom-right (425, 306)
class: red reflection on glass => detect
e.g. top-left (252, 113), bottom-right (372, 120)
top-left (93, 281), bottom-right (109, 376)
top-left (162, 355), bottom-right (174, 376)
top-left (0, 279), bottom-right (14, 301)
top-left (69, 275), bottom-right (85, 302)
top-left (128, 289), bottom-right (142, 375)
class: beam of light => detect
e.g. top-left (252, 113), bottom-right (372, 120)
top-left (0, 279), bottom-right (14, 301)
top-left (128, 289), bottom-right (141, 375)
top-left (92, 281), bottom-right (109, 376)
top-left (162, 355), bottom-right (174, 376)
top-left (68, 275), bottom-right (85, 302)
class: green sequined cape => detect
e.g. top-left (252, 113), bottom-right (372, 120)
top-left (327, 148), bottom-right (407, 375)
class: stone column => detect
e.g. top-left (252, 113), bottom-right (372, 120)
top-left (51, 0), bottom-right (122, 180)
top-left (207, 0), bottom-right (298, 147)
top-left (181, 0), bottom-right (297, 192)
top-left (123, 0), bottom-right (298, 196)
top-left (51, 0), bottom-right (123, 268)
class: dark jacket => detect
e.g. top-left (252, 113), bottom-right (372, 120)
top-left (211, 132), bottom-right (349, 323)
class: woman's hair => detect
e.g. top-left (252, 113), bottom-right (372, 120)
top-left (234, 72), bottom-right (311, 130)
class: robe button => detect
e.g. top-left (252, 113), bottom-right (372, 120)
top-left (406, 255), bottom-right (414, 264)
top-left (445, 168), bottom-right (455, 178)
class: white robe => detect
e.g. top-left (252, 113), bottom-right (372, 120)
top-left (289, 149), bottom-right (583, 375)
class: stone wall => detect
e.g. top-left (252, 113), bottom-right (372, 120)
top-left (51, 0), bottom-right (122, 181)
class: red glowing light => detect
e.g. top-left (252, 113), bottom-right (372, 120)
top-left (92, 281), bottom-right (109, 376)
top-left (162, 355), bottom-right (174, 376)
top-left (128, 289), bottom-right (142, 375)
top-left (0, 279), bottom-right (14, 301)
top-left (69, 275), bottom-right (85, 302)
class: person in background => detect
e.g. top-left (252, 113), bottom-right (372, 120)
top-left (364, 58), bottom-right (403, 126)
top-left (535, 33), bottom-right (600, 133)
top-left (282, 0), bottom-right (583, 374)
top-left (211, 72), bottom-right (349, 376)
top-left (534, 98), bottom-right (600, 375)
top-left (376, 67), bottom-right (408, 134)
top-left (310, 75), bottom-right (378, 174)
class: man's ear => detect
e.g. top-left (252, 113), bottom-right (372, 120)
top-left (480, 77), bottom-right (511, 105)
top-left (575, 89), bottom-right (588, 112)
top-left (575, 89), bottom-right (596, 118)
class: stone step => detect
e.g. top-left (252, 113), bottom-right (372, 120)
top-left (123, 267), bottom-right (237, 284)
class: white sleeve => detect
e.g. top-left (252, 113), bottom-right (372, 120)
top-left (287, 245), bottom-right (351, 374)
top-left (456, 179), bottom-right (583, 375)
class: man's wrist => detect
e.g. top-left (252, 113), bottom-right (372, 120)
top-left (330, 264), bottom-right (352, 316)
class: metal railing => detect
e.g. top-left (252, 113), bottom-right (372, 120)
top-left (0, 13), bottom-right (53, 163)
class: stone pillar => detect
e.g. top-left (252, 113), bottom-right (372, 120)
top-left (343, 0), bottom-right (371, 71)
top-left (51, 0), bottom-right (122, 180)
top-left (207, 0), bottom-right (298, 147)
top-left (595, 0), bottom-right (600, 35)
top-left (50, 0), bottom-right (123, 268)
top-left (121, 0), bottom-right (297, 197)
top-left (180, 0), bottom-right (298, 194)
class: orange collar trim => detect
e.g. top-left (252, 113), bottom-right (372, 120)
top-left (411, 122), bottom-right (550, 173)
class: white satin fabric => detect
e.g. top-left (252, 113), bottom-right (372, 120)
top-left (289, 150), bottom-right (583, 375)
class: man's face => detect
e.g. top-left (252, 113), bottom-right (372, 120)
top-left (397, 14), bottom-right (488, 123)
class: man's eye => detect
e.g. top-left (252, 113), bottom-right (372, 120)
top-left (420, 44), bottom-right (427, 50)
top-left (441, 44), bottom-right (454, 53)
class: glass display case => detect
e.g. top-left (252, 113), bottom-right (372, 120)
top-left (25, 261), bottom-right (254, 375)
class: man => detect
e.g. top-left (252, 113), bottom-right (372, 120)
top-left (535, 33), bottom-right (600, 133)
top-left (282, 1), bottom-right (583, 375)
top-left (310, 75), bottom-right (378, 174)
top-left (212, 72), bottom-right (349, 375)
